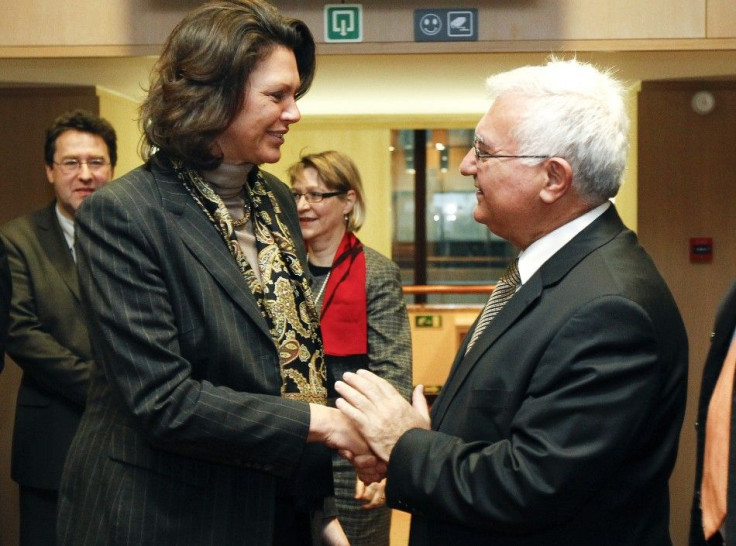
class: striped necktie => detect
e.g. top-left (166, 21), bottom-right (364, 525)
top-left (465, 257), bottom-right (520, 354)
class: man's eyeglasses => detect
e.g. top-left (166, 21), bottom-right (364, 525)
top-left (472, 137), bottom-right (550, 162)
top-left (54, 158), bottom-right (110, 174)
top-left (291, 190), bottom-right (347, 203)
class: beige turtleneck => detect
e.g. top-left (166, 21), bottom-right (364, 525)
top-left (204, 162), bottom-right (261, 282)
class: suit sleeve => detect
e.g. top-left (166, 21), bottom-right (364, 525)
top-left (387, 296), bottom-right (667, 532)
top-left (365, 251), bottom-right (413, 400)
top-left (0, 238), bottom-right (10, 365)
top-left (0, 231), bottom-right (90, 405)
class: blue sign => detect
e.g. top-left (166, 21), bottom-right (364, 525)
top-left (414, 9), bottom-right (477, 42)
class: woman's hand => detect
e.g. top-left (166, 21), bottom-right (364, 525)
top-left (321, 516), bottom-right (349, 546)
top-left (355, 477), bottom-right (387, 510)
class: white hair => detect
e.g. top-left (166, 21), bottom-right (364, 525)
top-left (485, 58), bottom-right (630, 203)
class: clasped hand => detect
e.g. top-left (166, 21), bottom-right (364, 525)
top-left (335, 370), bottom-right (431, 463)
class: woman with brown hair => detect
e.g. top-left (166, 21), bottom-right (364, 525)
top-left (57, 3), bottom-right (376, 545)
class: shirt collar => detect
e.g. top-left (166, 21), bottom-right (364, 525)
top-left (517, 201), bottom-right (610, 284)
top-left (55, 202), bottom-right (75, 249)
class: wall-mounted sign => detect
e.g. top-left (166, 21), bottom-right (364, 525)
top-left (325, 4), bottom-right (363, 43)
top-left (690, 237), bottom-right (713, 263)
top-left (414, 9), bottom-right (477, 42)
top-left (415, 315), bottom-right (442, 328)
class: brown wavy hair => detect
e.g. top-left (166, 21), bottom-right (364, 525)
top-left (140, 0), bottom-right (315, 171)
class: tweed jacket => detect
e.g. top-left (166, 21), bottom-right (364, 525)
top-left (327, 245), bottom-right (412, 545)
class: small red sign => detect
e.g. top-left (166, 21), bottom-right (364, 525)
top-left (690, 237), bottom-right (713, 263)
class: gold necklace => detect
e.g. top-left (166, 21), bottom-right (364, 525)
top-left (231, 201), bottom-right (251, 228)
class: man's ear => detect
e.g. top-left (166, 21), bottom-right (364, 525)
top-left (45, 164), bottom-right (55, 184)
top-left (540, 157), bottom-right (573, 204)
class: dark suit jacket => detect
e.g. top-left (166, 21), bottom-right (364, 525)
top-left (0, 202), bottom-right (92, 489)
top-left (0, 238), bottom-right (11, 363)
top-left (58, 159), bottom-right (331, 545)
top-left (690, 280), bottom-right (736, 545)
top-left (387, 206), bottom-right (688, 546)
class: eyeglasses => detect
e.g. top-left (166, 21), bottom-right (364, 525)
top-left (472, 137), bottom-right (550, 162)
top-left (53, 158), bottom-right (110, 174)
top-left (291, 190), bottom-right (347, 203)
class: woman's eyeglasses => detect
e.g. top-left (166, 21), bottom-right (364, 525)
top-left (291, 190), bottom-right (347, 203)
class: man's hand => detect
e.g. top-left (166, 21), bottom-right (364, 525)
top-left (308, 403), bottom-right (386, 484)
top-left (335, 370), bottom-right (431, 462)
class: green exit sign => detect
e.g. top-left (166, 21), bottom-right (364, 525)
top-left (415, 315), bottom-right (442, 328)
top-left (324, 4), bottom-right (363, 43)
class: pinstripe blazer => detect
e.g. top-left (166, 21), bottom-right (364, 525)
top-left (0, 202), bottom-right (92, 490)
top-left (57, 159), bottom-right (331, 545)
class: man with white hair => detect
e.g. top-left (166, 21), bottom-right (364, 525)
top-left (336, 58), bottom-right (688, 545)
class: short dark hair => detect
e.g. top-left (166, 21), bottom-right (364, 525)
top-left (44, 109), bottom-right (118, 168)
top-left (140, 0), bottom-right (316, 171)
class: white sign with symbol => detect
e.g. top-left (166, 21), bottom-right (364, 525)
top-left (325, 4), bottom-right (363, 43)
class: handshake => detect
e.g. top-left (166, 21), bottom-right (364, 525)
top-left (309, 369), bottom-right (431, 484)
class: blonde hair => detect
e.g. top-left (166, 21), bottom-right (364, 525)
top-left (287, 150), bottom-right (366, 231)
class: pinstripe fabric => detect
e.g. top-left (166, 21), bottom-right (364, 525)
top-left (324, 247), bottom-right (412, 546)
top-left (464, 257), bottom-right (520, 354)
top-left (57, 161), bottom-right (329, 545)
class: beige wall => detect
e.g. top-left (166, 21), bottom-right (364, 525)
top-left (97, 88), bottom-right (142, 178)
top-left (2, 0), bottom-right (736, 56)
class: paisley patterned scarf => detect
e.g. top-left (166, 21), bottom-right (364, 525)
top-left (172, 158), bottom-right (327, 405)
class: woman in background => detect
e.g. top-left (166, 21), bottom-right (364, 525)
top-left (289, 150), bottom-right (412, 546)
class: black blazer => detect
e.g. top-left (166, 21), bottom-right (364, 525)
top-left (58, 159), bottom-right (331, 545)
top-left (387, 206), bottom-right (688, 545)
top-left (0, 237), bottom-right (11, 365)
top-left (690, 280), bottom-right (736, 545)
top-left (1, 203), bottom-right (92, 490)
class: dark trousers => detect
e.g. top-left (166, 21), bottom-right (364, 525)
top-left (20, 485), bottom-right (58, 546)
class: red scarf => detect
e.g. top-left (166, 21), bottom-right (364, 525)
top-left (320, 232), bottom-right (367, 356)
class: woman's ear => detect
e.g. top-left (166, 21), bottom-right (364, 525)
top-left (539, 157), bottom-right (573, 204)
top-left (342, 189), bottom-right (357, 215)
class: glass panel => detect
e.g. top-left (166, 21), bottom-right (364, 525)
top-left (391, 129), bottom-right (516, 304)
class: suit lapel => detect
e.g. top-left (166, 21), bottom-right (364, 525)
top-left (156, 169), bottom-right (273, 341)
top-left (431, 206), bottom-right (626, 428)
top-left (431, 278), bottom-right (541, 428)
top-left (35, 203), bottom-right (81, 302)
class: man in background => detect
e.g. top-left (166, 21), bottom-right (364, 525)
top-left (0, 109), bottom-right (116, 545)
top-left (0, 240), bottom-right (10, 364)
top-left (690, 280), bottom-right (736, 545)
top-left (336, 59), bottom-right (688, 545)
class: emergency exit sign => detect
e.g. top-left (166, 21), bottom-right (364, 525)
top-left (415, 315), bottom-right (442, 328)
top-left (324, 4), bottom-right (363, 42)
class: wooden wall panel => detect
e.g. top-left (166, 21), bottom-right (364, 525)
top-left (638, 79), bottom-right (736, 546)
top-left (0, 0), bottom-right (731, 56)
top-left (707, 0), bottom-right (736, 37)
